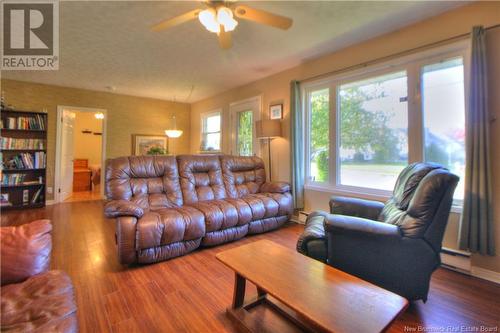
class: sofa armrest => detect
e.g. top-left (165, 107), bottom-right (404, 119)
top-left (104, 200), bottom-right (144, 218)
top-left (1, 219), bottom-right (52, 286)
top-left (329, 196), bottom-right (384, 220)
top-left (116, 217), bottom-right (138, 264)
top-left (260, 182), bottom-right (290, 193)
top-left (324, 214), bottom-right (401, 239)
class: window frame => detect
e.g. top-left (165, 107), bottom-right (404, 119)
top-left (302, 40), bottom-right (470, 208)
top-left (200, 109), bottom-right (222, 153)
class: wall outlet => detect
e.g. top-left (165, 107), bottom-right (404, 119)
top-left (47, 187), bottom-right (53, 194)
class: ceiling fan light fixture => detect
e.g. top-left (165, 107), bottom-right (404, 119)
top-left (217, 7), bottom-right (238, 32)
top-left (198, 8), bottom-right (220, 33)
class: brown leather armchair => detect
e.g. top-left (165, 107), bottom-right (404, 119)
top-left (1, 220), bottom-right (78, 332)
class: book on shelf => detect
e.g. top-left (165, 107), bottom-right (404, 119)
top-left (0, 174), bottom-right (43, 186)
top-left (2, 152), bottom-right (46, 169)
top-left (2, 173), bottom-right (26, 185)
top-left (1, 115), bottom-right (45, 130)
top-left (0, 138), bottom-right (45, 150)
top-left (31, 187), bottom-right (43, 204)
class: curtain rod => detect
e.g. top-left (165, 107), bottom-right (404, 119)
top-left (300, 23), bottom-right (500, 84)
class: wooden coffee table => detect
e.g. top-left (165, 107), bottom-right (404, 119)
top-left (216, 240), bottom-right (408, 333)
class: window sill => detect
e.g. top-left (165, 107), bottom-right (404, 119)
top-left (198, 151), bottom-right (222, 154)
top-left (450, 205), bottom-right (463, 214)
top-left (304, 183), bottom-right (464, 214)
top-left (304, 183), bottom-right (390, 203)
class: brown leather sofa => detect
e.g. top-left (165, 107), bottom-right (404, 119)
top-left (105, 155), bottom-right (293, 264)
top-left (1, 220), bottom-right (78, 332)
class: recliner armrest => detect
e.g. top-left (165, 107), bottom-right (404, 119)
top-left (329, 196), bottom-right (384, 220)
top-left (297, 212), bottom-right (328, 262)
top-left (260, 182), bottom-right (290, 193)
top-left (104, 200), bottom-right (144, 218)
top-left (324, 214), bottom-right (401, 239)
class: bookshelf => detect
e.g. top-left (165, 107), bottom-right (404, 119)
top-left (1, 109), bottom-right (47, 210)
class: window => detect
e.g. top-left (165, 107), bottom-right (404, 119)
top-left (338, 71), bottom-right (408, 191)
top-left (422, 58), bottom-right (465, 200)
top-left (201, 111), bottom-right (221, 152)
top-left (308, 88), bottom-right (329, 183)
top-left (304, 42), bottom-right (468, 205)
top-left (236, 110), bottom-right (253, 156)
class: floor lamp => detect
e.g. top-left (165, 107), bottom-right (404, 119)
top-left (256, 119), bottom-right (282, 181)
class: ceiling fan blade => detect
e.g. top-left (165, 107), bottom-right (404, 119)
top-left (218, 26), bottom-right (232, 49)
top-left (234, 5), bottom-right (292, 30)
top-left (151, 9), bottom-right (201, 32)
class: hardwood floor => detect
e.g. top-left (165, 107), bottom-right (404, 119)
top-left (64, 185), bottom-right (103, 203)
top-left (1, 200), bottom-right (499, 333)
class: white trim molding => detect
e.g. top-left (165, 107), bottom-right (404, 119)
top-left (471, 266), bottom-right (500, 284)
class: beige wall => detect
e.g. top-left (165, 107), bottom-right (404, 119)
top-left (190, 2), bottom-right (500, 273)
top-left (73, 110), bottom-right (102, 166)
top-left (0, 79), bottom-right (191, 200)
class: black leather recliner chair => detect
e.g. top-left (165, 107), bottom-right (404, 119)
top-left (297, 163), bottom-right (459, 301)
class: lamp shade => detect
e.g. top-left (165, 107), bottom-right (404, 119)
top-left (256, 119), bottom-right (281, 139)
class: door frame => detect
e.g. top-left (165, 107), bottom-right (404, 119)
top-left (229, 95), bottom-right (262, 156)
top-left (54, 106), bottom-right (107, 203)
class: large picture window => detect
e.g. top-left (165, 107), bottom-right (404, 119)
top-left (338, 71), bottom-right (408, 191)
top-left (304, 42), bottom-right (468, 205)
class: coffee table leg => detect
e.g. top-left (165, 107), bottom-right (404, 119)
top-left (232, 273), bottom-right (246, 309)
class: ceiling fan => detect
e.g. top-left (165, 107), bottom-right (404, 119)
top-left (151, 1), bottom-right (293, 49)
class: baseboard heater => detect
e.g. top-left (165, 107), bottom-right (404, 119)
top-left (440, 247), bottom-right (471, 273)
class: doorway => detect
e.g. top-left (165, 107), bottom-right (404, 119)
top-left (229, 96), bottom-right (261, 156)
top-left (55, 106), bottom-right (107, 203)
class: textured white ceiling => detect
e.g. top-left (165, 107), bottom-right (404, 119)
top-left (2, 1), bottom-right (464, 103)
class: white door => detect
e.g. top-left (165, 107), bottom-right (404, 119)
top-left (60, 110), bottom-right (75, 201)
top-left (229, 97), bottom-right (261, 156)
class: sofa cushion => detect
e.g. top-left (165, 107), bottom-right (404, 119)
top-left (220, 155), bottom-right (266, 198)
top-left (248, 216), bottom-right (289, 234)
top-left (202, 225), bottom-right (249, 246)
top-left (105, 156), bottom-right (183, 210)
top-left (222, 198), bottom-right (253, 225)
top-left (188, 200), bottom-right (241, 232)
top-left (177, 155), bottom-right (227, 204)
top-left (136, 206), bottom-right (205, 250)
top-left (263, 192), bottom-right (293, 217)
top-left (1, 270), bottom-right (77, 333)
top-left (241, 194), bottom-right (279, 220)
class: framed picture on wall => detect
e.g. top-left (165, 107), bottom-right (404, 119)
top-left (270, 104), bottom-right (283, 119)
top-left (132, 134), bottom-right (168, 155)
